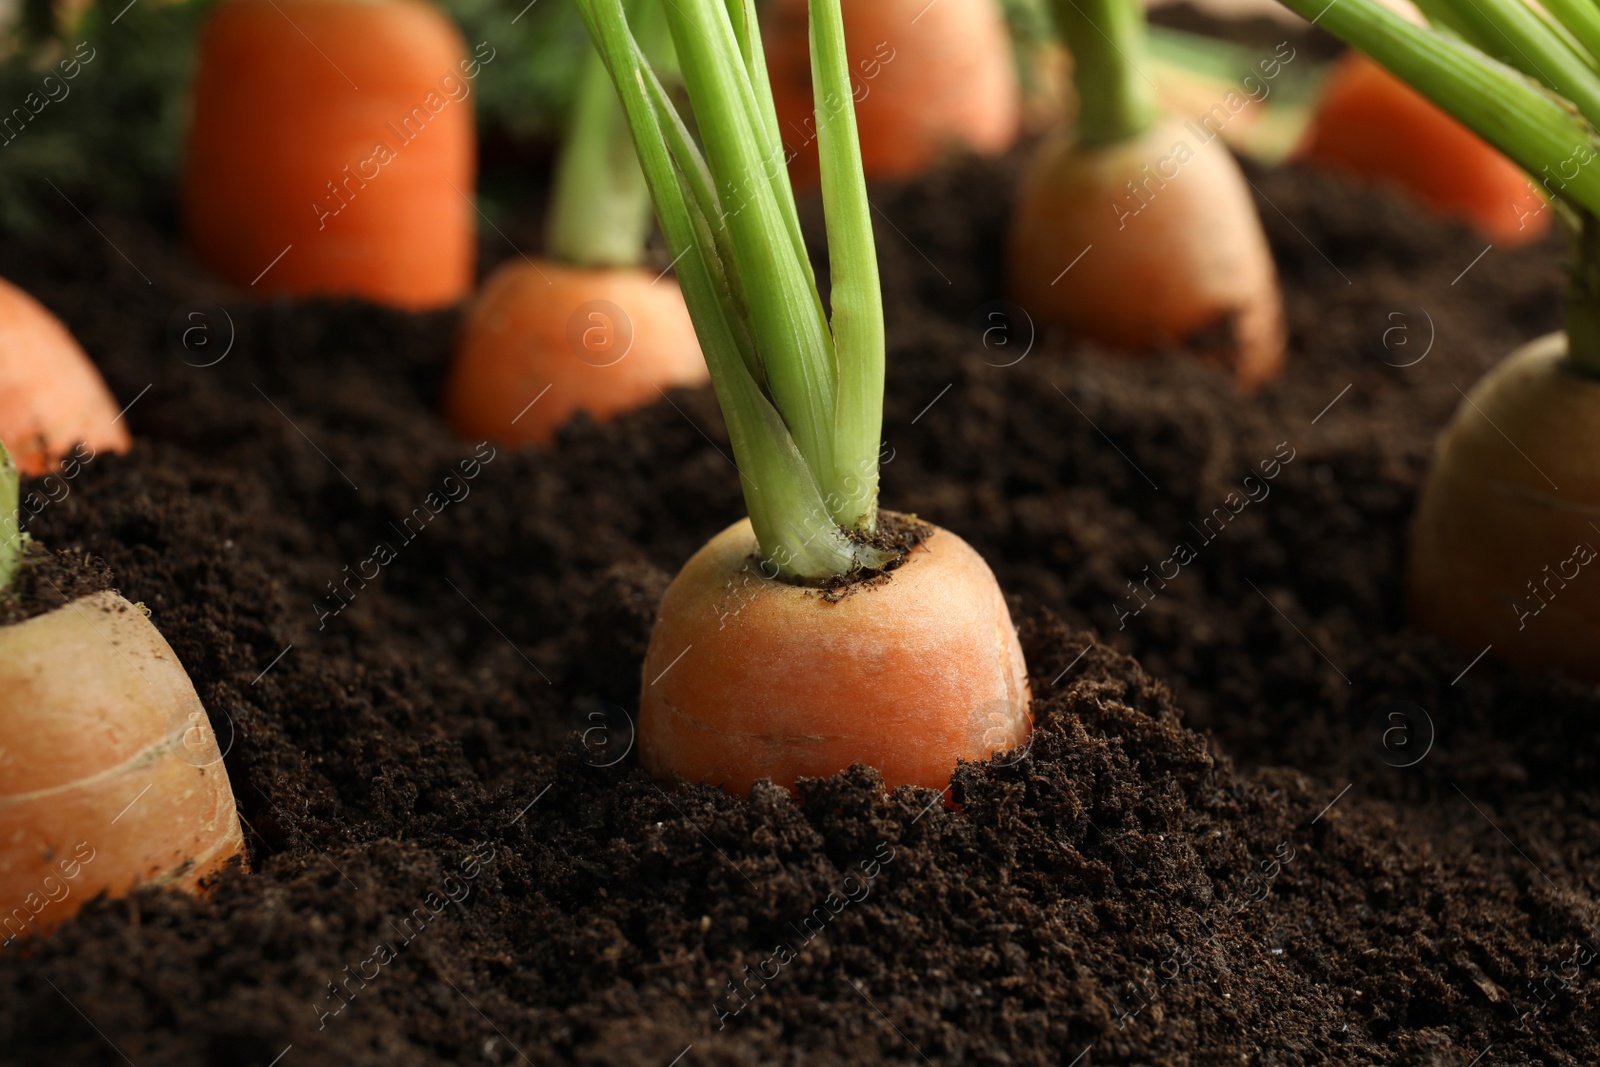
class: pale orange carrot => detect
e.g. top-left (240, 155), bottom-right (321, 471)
top-left (445, 259), bottom-right (707, 447)
top-left (0, 586), bottom-right (248, 941)
top-left (1408, 333), bottom-right (1600, 679)
top-left (0, 276), bottom-right (131, 476)
top-left (1011, 116), bottom-right (1285, 387)
top-left (639, 518), bottom-right (1031, 794)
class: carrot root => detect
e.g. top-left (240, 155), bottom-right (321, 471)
top-left (184, 0), bottom-right (478, 309)
top-left (1009, 117), bottom-right (1285, 388)
top-left (1295, 53), bottom-right (1551, 246)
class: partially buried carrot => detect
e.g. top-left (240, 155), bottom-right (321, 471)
top-left (1009, 0), bottom-right (1285, 388)
top-left (1270, 0), bottom-right (1600, 678)
top-left (641, 517), bottom-right (1028, 794)
top-left (763, 0), bottom-right (1021, 187)
top-left (445, 6), bottom-right (705, 448)
top-left (184, 0), bottom-right (479, 309)
top-left (1408, 333), bottom-right (1600, 674)
top-left (1296, 52), bottom-right (1550, 245)
top-left (576, 0), bottom-right (1031, 794)
top-left (0, 276), bottom-right (130, 477)
top-left (0, 445), bottom-right (247, 943)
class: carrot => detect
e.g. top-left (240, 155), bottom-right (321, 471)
top-left (0, 276), bottom-right (130, 477)
top-left (1008, 0), bottom-right (1285, 387)
top-left (641, 518), bottom-right (1029, 794)
top-left (1296, 52), bottom-right (1551, 245)
top-left (763, 0), bottom-right (1021, 187)
top-left (1272, 0), bottom-right (1600, 677)
top-left (576, 0), bottom-right (1032, 793)
top-left (1408, 333), bottom-right (1600, 675)
top-left (445, 260), bottom-right (705, 447)
top-left (444, 8), bottom-right (706, 447)
top-left (184, 0), bottom-right (478, 309)
top-left (0, 446), bottom-right (247, 942)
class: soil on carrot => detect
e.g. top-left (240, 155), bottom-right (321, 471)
top-left (2, 128), bottom-right (1597, 1067)
top-left (811, 509), bottom-right (932, 602)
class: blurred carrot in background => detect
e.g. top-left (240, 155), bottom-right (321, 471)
top-left (763, 0), bottom-right (1021, 187)
top-left (1010, 0), bottom-right (1285, 387)
top-left (445, 2), bottom-right (705, 448)
top-left (1296, 51), bottom-right (1550, 245)
top-left (184, 0), bottom-right (479, 308)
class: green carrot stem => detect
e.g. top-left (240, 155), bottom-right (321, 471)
top-left (809, 0), bottom-right (884, 530)
top-left (0, 442), bottom-right (20, 592)
top-left (575, 0), bottom-right (893, 580)
top-left (1526, 0), bottom-right (1600, 75)
top-left (1537, 0), bottom-right (1600, 74)
top-left (1050, 0), bottom-right (1160, 146)
top-left (1422, 0), bottom-right (1600, 130)
top-left (545, 0), bottom-right (662, 268)
top-left (664, 0), bottom-right (840, 498)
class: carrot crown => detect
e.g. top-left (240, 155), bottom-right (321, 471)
top-left (0, 442), bottom-right (19, 591)
top-left (1272, 0), bottom-right (1600, 370)
top-left (574, 0), bottom-right (891, 581)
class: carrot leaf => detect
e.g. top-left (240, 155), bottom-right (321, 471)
top-left (1422, 0), bottom-right (1600, 128)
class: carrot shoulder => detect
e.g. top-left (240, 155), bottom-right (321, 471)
top-left (1011, 117), bottom-right (1284, 387)
top-left (640, 519), bottom-right (1030, 795)
top-left (0, 277), bottom-right (130, 476)
top-left (0, 590), bottom-right (247, 941)
top-left (446, 260), bottom-right (705, 447)
top-left (1408, 334), bottom-right (1600, 678)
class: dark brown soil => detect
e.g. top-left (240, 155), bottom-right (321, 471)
top-left (2, 142), bottom-right (1597, 1067)
top-left (0, 544), bottom-right (115, 626)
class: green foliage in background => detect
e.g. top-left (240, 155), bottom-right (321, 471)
top-left (0, 0), bottom-right (207, 232)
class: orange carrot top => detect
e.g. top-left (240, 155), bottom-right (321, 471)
top-left (185, 0), bottom-right (481, 309)
top-left (443, 7), bottom-right (708, 448)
